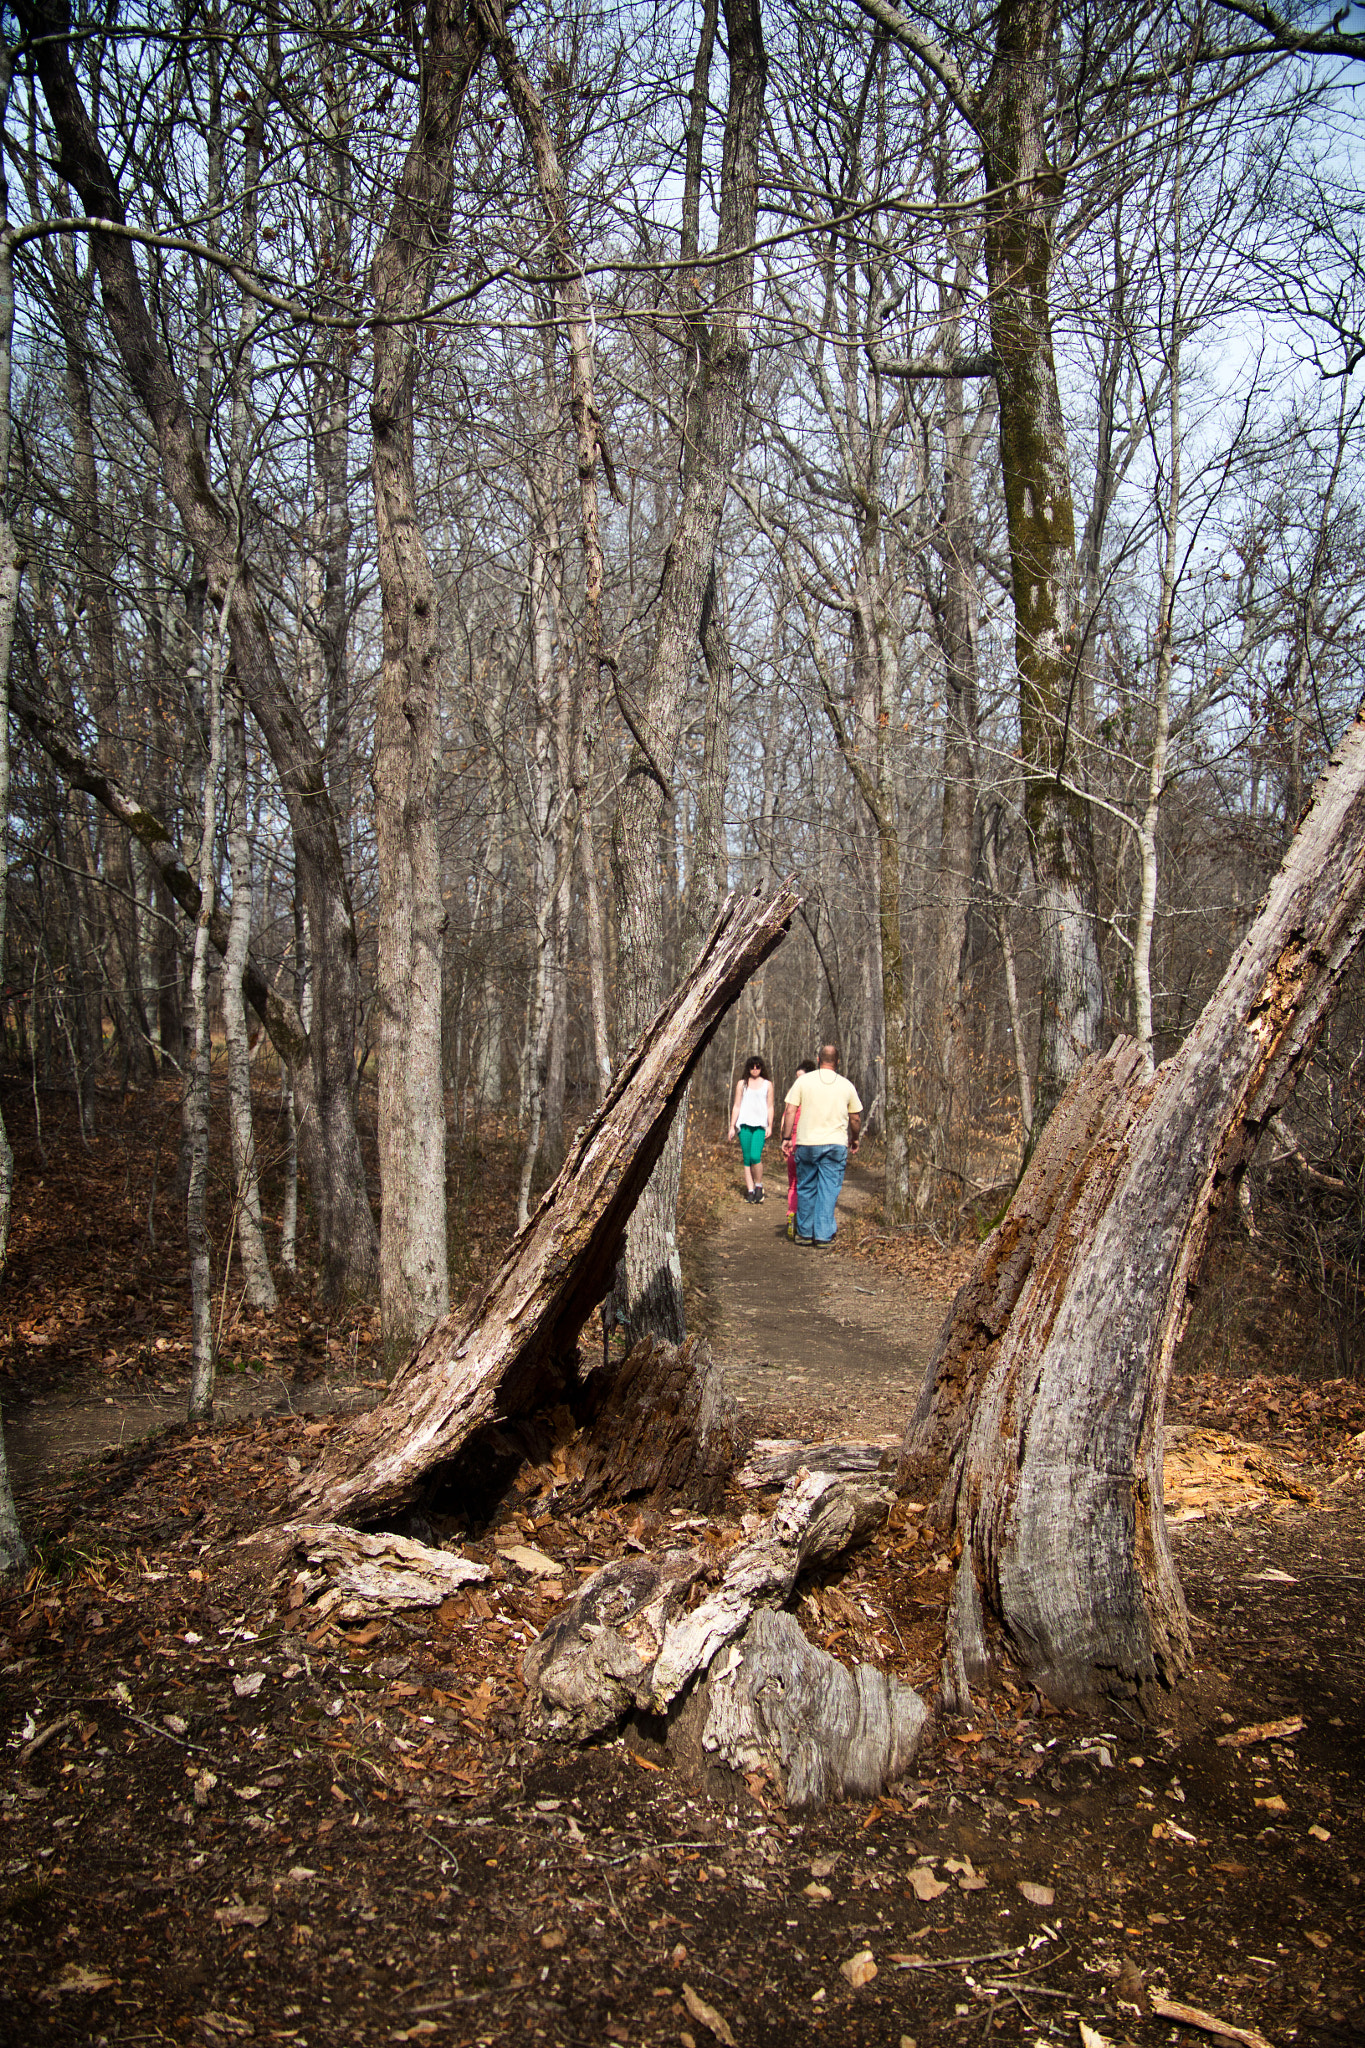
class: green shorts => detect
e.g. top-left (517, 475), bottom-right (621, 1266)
top-left (739, 1125), bottom-right (766, 1166)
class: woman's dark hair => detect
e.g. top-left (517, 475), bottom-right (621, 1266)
top-left (795, 1059), bottom-right (816, 1076)
top-left (741, 1053), bottom-right (770, 1080)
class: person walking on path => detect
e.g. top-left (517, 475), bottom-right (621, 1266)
top-left (781, 1044), bottom-right (862, 1245)
top-left (782, 1059), bottom-right (815, 1239)
top-left (728, 1054), bottom-right (774, 1204)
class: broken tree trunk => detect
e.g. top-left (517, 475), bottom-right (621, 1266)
top-left (902, 709), bottom-right (1365, 1709)
top-left (572, 1334), bottom-right (748, 1508)
top-left (523, 1467), bottom-right (929, 1807)
top-left (290, 884), bottom-right (798, 1527)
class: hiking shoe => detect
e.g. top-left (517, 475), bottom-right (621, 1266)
top-left (813, 1236), bottom-right (835, 1248)
top-left (786, 1217), bottom-right (795, 1241)
top-left (743, 1189), bottom-right (756, 1203)
top-left (794, 1233), bottom-right (812, 1245)
top-left (755, 1186), bottom-right (765, 1202)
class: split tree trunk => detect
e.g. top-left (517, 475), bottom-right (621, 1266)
top-left (903, 709), bottom-right (1365, 1708)
top-left (291, 885), bottom-right (798, 1529)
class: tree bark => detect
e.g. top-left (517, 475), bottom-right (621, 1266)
top-left (979, 0), bottom-right (1104, 1135)
top-left (223, 694), bottom-right (276, 1311)
top-left (610, 0), bottom-right (766, 1338)
top-left (21, 0), bottom-right (377, 1301)
top-left (369, 0), bottom-right (484, 1352)
top-left (903, 709), bottom-right (1365, 1707)
top-left (290, 884), bottom-right (798, 1529)
top-left (0, 39), bottom-right (28, 1572)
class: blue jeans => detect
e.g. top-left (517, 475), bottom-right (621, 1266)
top-left (794, 1144), bottom-right (847, 1242)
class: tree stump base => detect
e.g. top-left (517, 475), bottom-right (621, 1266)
top-left (573, 1334), bottom-right (749, 1507)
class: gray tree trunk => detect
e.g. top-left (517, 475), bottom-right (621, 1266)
top-left (979, 0), bottom-right (1104, 1135)
top-left (611, 0), bottom-right (766, 1336)
top-left (903, 710), bottom-right (1365, 1707)
top-left (0, 41), bottom-right (28, 1571)
top-left (222, 696), bottom-right (276, 1310)
top-left (368, 0), bottom-right (484, 1352)
top-left (186, 582), bottom-right (231, 1425)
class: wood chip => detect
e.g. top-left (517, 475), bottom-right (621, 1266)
top-left (1216, 1716), bottom-right (1305, 1748)
top-left (841, 1950), bottom-right (877, 1988)
top-left (1018, 1881), bottom-right (1054, 1907)
top-left (1149, 1992), bottom-right (1274, 2048)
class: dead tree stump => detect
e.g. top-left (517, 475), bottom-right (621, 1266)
top-left (574, 1335), bottom-right (749, 1507)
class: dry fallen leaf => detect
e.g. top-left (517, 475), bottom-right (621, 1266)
top-left (810, 1855), bottom-right (837, 1878)
top-left (1078, 2024), bottom-right (1113, 2048)
top-left (959, 1874), bottom-right (989, 1893)
top-left (231, 1671), bottom-right (265, 1698)
top-left (803, 1883), bottom-right (832, 1901)
top-left (1018, 1881), bottom-right (1054, 1907)
top-left (1253, 1795), bottom-right (1288, 1813)
top-left (540, 1929), bottom-right (566, 1950)
top-left (909, 1866), bottom-right (949, 1901)
top-left (683, 1983), bottom-right (737, 2046)
top-left (48, 1964), bottom-right (116, 1995)
top-left (841, 1950), bottom-right (877, 1988)
top-left (1308, 1824), bottom-right (1331, 1842)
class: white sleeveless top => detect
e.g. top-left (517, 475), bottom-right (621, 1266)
top-left (737, 1079), bottom-right (768, 1125)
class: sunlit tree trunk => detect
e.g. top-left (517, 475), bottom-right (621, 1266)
top-left (0, 38), bottom-right (28, 1572)
top-left (980, 0), bottom-right (1104, 1136)
top-left (186, 580), bottom-right (231, 1425)
top-left (369, 0), bottom-right (484, 1349)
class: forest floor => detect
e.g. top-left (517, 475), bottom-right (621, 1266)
top-left (1, 1082), bottom-right (1363, 2048)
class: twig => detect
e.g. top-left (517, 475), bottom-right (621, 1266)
top-left (893, 1944), bottom-right (1031, 1972)
top-left (603, 1875), bottom-right (633, 1940)
top-left (18, 1711), bottom-right (77, 1762)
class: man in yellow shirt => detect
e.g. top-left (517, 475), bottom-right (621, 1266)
top-left (780, 1044), bottom-right (862, 1246)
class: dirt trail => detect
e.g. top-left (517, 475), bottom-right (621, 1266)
top-left (6, 1157), bottom-right (950, 1491)
top-left (685, 1156), bottom-right (949, 1441)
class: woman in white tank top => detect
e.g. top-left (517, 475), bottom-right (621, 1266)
top-left (728, 1054), bottom-right (774, 1204)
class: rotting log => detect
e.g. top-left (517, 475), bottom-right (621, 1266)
top-left (902, 708), bottom-right (1365, 1709)
top-left (572, 1334), bottom-right (748, 1508)
top-left (290, 884), bottom-right (798, 1528)
top-left (523, 1467), bottom-right (930, 1807)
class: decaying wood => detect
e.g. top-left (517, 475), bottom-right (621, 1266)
top-left (522, 1468), bottom-right (928, 1806)
top-left (903, 709), bottom-right (1365, 1709)
top-left (278, 1523), bottom-right (490, 1622)
top-left (290, 884), bottom-right (797, 1528)
top-left (696, 1608), bottom-right (930, 1809)
top-left (523, 1549), bottom-right (706, 1742)
top-left (573, 1334), bottom-right (748, 1506)
top-left (647, 1469), bottom-right (895, 1710)
top-left (737, 1437), bottom-right (900, 1489)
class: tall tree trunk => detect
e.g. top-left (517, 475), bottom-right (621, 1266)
top-left (368, 0), bottom-right (484, 1351)
top-left (22, 0), bottom-right (377, 1302)
top-left (980, 0), bottom-right (1104, 1136)
top-left (0, 37), bottom-right (27, 1571)
top-left (223, 695), bottom-right (276, 1310)
top-left (904, 710), bottom-right (1365, 1707)
top-left (923, 366), bottom-right (988, 1209)
top-left (610, 0), bottom-right (766, 1336)
top-left (186, 580), bottom-right (231, 1424)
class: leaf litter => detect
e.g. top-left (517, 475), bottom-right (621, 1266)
top-left (0, 1084), bottom-right (1362, 2045)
